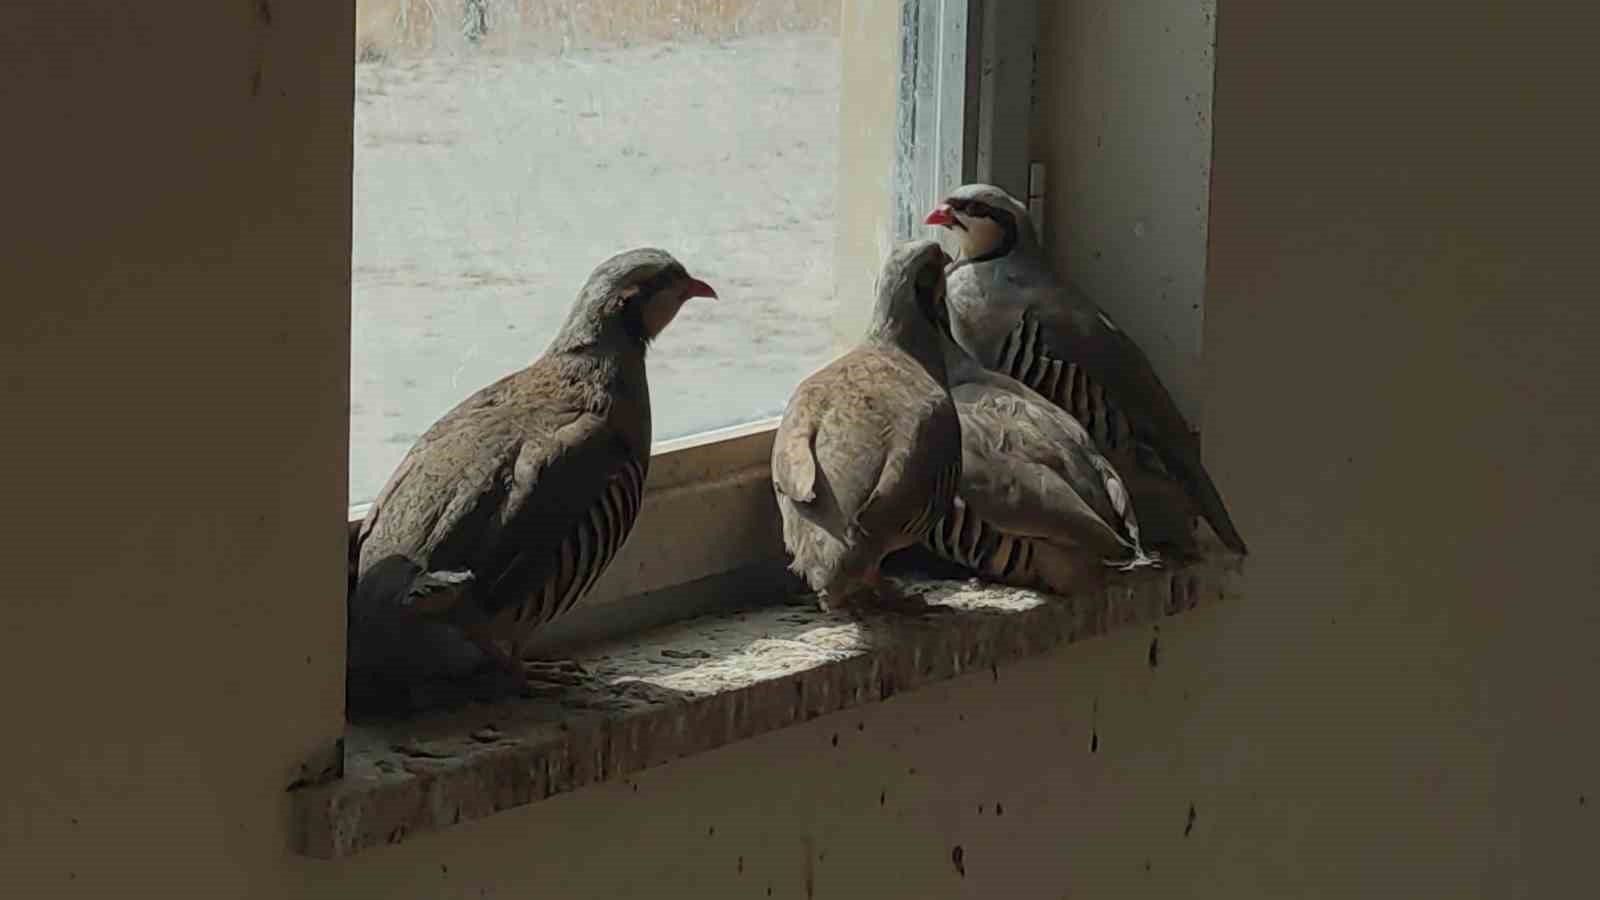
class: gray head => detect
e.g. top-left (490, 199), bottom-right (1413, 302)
top-left (869, 239), bottom-right (952, 341)
top-left (554, 248), bottom-right (717, 352)
top-left (924, 183), bottom-right (1036, 262)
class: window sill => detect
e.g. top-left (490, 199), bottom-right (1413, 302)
top-left (294, 551), bottom-right (1242, 859)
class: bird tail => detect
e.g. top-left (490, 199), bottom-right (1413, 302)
top-left (1171, 449), bottom-right (1248, 555)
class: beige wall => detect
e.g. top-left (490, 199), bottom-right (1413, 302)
top-left (1036, 0), bottom-right (1217, 421)
top-left (3, 0), bottom-right (1596, 897)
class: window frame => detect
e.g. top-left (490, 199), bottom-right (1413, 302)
top-left (345, 0), bottom-right (1039, 628)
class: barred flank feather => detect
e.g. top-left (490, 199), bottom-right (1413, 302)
top-left (995, 313), bottom-right (1134, 453)
top-left (513, 456), bottom-right (646, 626)
top-left (925, 496), bottom-right (1037, 585)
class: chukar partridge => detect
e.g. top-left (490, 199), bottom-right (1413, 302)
top-left (926, 183), bottom-right (1247, 556)
top-left (349, 248), bottom-right (716, 715)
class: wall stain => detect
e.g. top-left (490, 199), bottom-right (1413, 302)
top-left (801, 834), bottom-right (816, 899)
top-left (246, 0), bottom-right (273, 99)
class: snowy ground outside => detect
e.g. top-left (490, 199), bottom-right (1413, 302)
top-left (352, 31), bottom-right (840, 503)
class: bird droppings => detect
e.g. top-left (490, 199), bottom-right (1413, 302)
top-left (951, 845), bottom-right (966, 877)
top-left (660, 648), bottom-right (711, 660)
top-left (802, 835), bottom-right (816, 898)
top-left (1184, 803), bottom-right (1197, 837)
top-left (392, 740), bottom-right (452, 759)
top-left (1147, 628), bottom-right (1161, 669)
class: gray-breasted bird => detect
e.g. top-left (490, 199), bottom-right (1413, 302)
top-left (772, 240), bottom-right (962, 610)
top-left (348, 248), bottom-right (716, 716)
top-left (926, 322), bottom-right (1158, 594)
top-left (925, 183), bottom-right (1247, 556)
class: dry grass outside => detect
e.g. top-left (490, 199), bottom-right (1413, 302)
top-left (357, 0), bottom-right (841, 59)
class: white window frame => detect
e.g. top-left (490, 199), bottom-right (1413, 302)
top-left (346, 1), bottom-right (1040, 636)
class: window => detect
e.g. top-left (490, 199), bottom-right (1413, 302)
top-left (346, 0), bottom-right (1034, 602)
top-left (350, 0), bottom-right (845, 506)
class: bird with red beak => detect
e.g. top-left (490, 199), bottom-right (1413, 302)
top-left (922, 183), bottom-right (1249, 557)
top-left (925, 183), bottom-right (1037, 265)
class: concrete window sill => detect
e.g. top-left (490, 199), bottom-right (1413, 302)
top-left (293, 553), bottom-right (1241, 859)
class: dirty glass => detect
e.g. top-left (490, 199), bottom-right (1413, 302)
top-left (350, 1), bottom-right (842, 504)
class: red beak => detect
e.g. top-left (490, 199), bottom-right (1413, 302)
top-left (684, 277), bottom-right (718, 300)
top-left (925, 204), bottom-right (956, 227)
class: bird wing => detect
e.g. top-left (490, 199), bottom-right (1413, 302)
top-left (954, 380), bottom-right (1134, 557)
top-left (1023, 278), bottom-right (1200, 459)
top-left (356, 365), bottom-right (646, 631)
top-left (853, 383), bottom-right (962, 542)
top-left (1015, 274), bottom-right (1247, 554)
top-left (478, 405), bottom-right (645, 629)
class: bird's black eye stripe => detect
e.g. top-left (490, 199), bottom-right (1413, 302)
top-left (630, 268), bottom-right (679, 300)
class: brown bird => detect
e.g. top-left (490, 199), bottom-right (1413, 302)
top-left (926, 326), bottom-right (1158, 595)
top-left (348, 248), bottom-right (716, 716)
top-left (772, 239), bottom-right (962, 610)
top-left (926, 183), bottom-right (1247, 556)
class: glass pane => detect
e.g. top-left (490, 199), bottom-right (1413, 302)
top-left (351, 1), bottom-right (842, 505)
